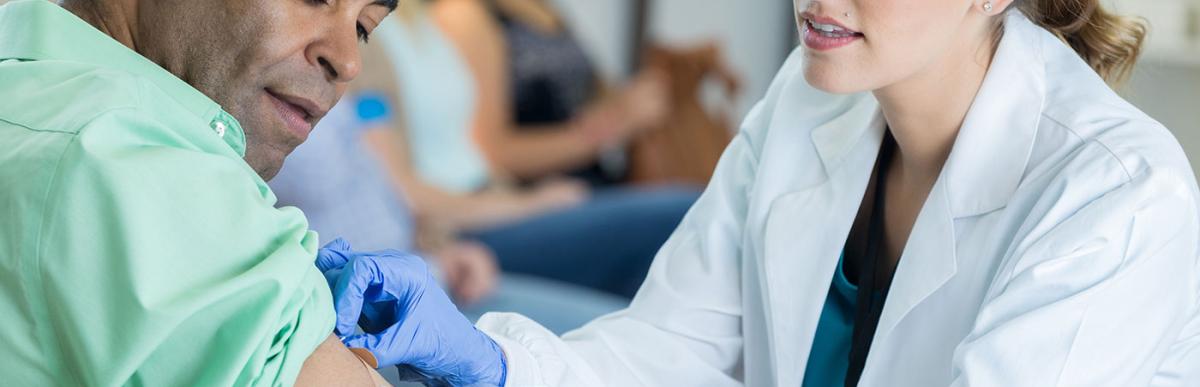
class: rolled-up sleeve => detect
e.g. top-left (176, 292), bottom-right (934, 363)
top-left (29, 108), bottom-right (335, 386)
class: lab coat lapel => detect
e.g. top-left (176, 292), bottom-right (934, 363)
top-left (866, 10), bottom-right (1046, 370)
top-left (761, 14), bottom-right (1047, 381)
top-left (871, 177), bottom-right (958, 348)
top-left (760, 94), bottom-right (884, 387)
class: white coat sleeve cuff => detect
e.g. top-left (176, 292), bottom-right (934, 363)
top-left (478, 312), bottom-right (547, 387)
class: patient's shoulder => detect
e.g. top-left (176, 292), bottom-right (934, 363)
top-left (0, 60), bottom-right (141, 135)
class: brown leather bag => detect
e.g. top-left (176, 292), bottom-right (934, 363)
top-left (628, 43), bottom-right (741, 185)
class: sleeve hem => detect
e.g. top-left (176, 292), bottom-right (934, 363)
top-left (478, 313), bottom-right (545, 386)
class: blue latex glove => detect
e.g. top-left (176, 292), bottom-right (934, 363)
top-left (316, 239), bottom-right (394, 334)
top-left (316, 238), bottom-right (353, 287)
top-left (317, 239), bottom-right (507, 386)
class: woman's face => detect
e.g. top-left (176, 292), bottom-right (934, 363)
top-left (794, 0), bottom-right (995, 94)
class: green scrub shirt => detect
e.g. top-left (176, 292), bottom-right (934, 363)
top-left (0, 1), bottom-right (335, 385)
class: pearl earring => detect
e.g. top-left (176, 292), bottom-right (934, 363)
top-left (983, 1), bottom-right (994, 12)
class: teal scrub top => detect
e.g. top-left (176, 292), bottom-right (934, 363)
top-left (802, 255), bottom-right (858, 387)
top-left (0, 1), bottom-right (335, 385)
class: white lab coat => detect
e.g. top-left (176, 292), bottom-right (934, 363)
top-left (478, 12), bottom-right (1200, 386)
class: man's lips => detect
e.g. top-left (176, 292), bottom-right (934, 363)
top-left (266, 89), bottom-right (326, 121)
top-left (265, 89), bottom-right (325, 138)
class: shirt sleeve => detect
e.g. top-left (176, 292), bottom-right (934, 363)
top-left (31, 108), bottom-right (336, 386)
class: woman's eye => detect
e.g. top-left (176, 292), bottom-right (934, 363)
top-left (357, 23), bottom-right (370, 43)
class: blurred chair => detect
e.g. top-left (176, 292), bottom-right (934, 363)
top-left (628, 43), bottom-right (741, 186)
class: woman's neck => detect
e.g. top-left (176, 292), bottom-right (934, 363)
top-left (872, 24), bottom-right (998, 183)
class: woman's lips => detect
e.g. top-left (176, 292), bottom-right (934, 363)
top-left (266, 90), bottom-right (314, 139)
top-left (802, 18), bottom-right (864, 51)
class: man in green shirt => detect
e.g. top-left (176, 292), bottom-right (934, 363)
top-left (0, 0), bottom-right (397, 385)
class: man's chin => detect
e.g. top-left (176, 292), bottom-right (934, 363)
top-left (243, 141), bottom-right (296, 181)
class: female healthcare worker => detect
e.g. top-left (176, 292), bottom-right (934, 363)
top-left (317, 0), bottom-right (1200, 385)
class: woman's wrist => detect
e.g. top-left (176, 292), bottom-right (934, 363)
top-left (573, 111), bottom-right (608, 147)
top-left (575, 104), bottom-right (629, 150)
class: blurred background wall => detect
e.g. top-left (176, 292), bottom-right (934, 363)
top-left (1113, 0), bottom-right (1200, 177)
top-left (8, 0), bottom-right (1193, 177)
top-left (552, 0), bottom-right (794, 122)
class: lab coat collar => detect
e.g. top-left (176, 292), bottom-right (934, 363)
top-left (941, 12), bottom-right (1046, 218)
top-left (871, 11), bottom-right (1049, 367)
top-left (809, 93), bottom-right (884, 175)
top-left (808, 11), bottom-right (1045, 218)
top-left (773, 12), bottom-right (1048, 385)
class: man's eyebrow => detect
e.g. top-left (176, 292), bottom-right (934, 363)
top-left (375, 0), bottom-right (399, 12)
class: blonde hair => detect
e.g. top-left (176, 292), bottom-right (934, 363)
top-left (1016, 0), bottom-right (1148, 85)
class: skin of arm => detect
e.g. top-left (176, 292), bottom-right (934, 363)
top-left (361, 127), bottom-right (567, 231)
top-left (296, 335), bottom-right (392, 387)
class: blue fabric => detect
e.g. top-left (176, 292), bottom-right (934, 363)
top-left (355, 91), bottom-right (393, 124)
top-left (803, 254), bottom-right (858, 387)
top-left (467, 186), bottom-right (701, 298)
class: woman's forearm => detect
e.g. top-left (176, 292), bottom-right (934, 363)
top-left (404, 180), bottom-right (542, 230)
top-left (476, 118), bottom-right (604, 180)
top-left (360, 128), bottom-right (543, 230)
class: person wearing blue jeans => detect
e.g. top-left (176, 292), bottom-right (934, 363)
top-left (467, 186), bottom-right (699, 298)
top-left (270, 95), bottom-right (632, 325)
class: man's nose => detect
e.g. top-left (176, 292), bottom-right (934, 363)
top-left (306, 22), bottom-right (361, 83)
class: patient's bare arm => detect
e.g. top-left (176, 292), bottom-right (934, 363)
top-left (295, 334), bottom-right (392, 387)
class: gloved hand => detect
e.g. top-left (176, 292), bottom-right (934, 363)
top-left (316, 239), bottom-right (507, 386)
top-left (316, 238), bottom-right (354, 288)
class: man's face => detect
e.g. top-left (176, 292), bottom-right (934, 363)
top-left (137, 0), bottom-right (392, 179)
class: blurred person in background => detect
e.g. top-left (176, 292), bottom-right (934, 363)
top-left (267, 96), bottom-right (629, 381)
top-left (319, 0), bottom-right (700, 299)
top-left (433, 0), bottom-right (674, 186)
top-left (277, 87), bottom-right (679, 383)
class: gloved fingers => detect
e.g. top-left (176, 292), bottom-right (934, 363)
top-left (395, 365), bottom-right (440, 384)
top-left (322, 237), bottom-right (352, 251)
top-left (320, 267), bottom-right (343, 293)
top-left (341, 320), bottom-right (414, 369)
top-left (316, 237), bottom-right (354, 272)
top-left (331, 256), bottom-right (383, 336)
